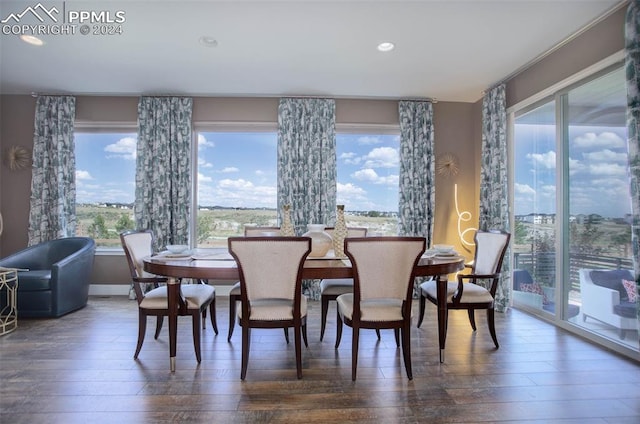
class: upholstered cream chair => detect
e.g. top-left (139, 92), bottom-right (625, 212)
top-left (227, 226), bottom-right (282, 342)
top-left (120, 230), bottom-right (218, 363)
top-left (335, 237), bottom-right (426, 381)
top-left (319, 226), bottom-right (368, 341)
top-left (228, 236), bottom-right (311, 380)
top-left (417, 230), bottom-right (510, 362)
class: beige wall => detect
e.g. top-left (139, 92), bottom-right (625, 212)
top-left (506, 6), bottom-right (625, 108)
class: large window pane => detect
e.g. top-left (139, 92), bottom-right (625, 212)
top-left (196, 131), bottom-right (277, 247)
top-left (75, 132), bottom-right (137, 248)
top-left (566, 68), bottom-right (633, 345)
top-left (336, 133), bottom-right (399, 235)
top-left (512, 100), bottom-right (557, 315)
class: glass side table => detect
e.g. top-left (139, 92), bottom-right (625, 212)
top-left (0, 267), bottom-right (18, 335)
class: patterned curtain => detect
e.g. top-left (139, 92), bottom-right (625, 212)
top-left (625, 1), bottom-right (640, 337)
top-left (28, 96), bottom-right (76, 245)
top-left (398, 100), bottom-right (435, 297)
top-left (135, 97), bottom-right (192, 252)
top-left (398, 100), bottom-right (435, 240)
top-left (480, 84), bottom-right (511, 312)
top-left (277, 97), bottom-right (336, 299)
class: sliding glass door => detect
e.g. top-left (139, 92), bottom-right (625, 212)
top-left (512, 64), bottom-right (636, 354)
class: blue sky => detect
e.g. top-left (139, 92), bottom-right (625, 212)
top-left (513, 124), bottom-right (631, 218)
top-left (75, 131), bottom-right (400, 212)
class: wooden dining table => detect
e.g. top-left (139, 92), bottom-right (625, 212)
top-left (143, 249), bottom-right (465, 371)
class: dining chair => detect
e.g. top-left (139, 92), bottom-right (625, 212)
top-left (319, 226), bottom-right (368, 341)
top-left (417, 230), bottom-right (510, 362)
top-left (335, 236), bottom-right (426, 381)
top-left (120, 230), bottom-right (218, 363)
top-left (228, 236), bottom-right (312, 380)
top-left (227, 226), bottom-right (283, 342)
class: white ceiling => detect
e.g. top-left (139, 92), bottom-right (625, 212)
top-left (0, 0), bottom-right (624, 103)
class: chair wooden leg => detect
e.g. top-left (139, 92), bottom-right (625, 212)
top-left (401, 322), bottom-right (413, 380)
top-left (134, 311), bottom-right (146, 359)
top-left (192, 313), bottom-right (202, 363)
top-left (417, 292), bottom-right (426, 328)
top-left (227, 296), bottom-right (237, 342)
top-left (393, 328), bottom-right (400, 347)
top-left (154, 316), bottom-right (164, 339)
top-left (487, 308), bottom-right (499, 348)
top-left (209, 298), bottom-right (218, 335)
top-left (295, 324), bottom-right (303, 379)
top-left (284, 328), bottom-right (290, 344)
top-left (351, 326), bottom-right (359, 381)
top-left (376, 329), bottom-right (381, 340)
top-left (241, 326), bottom-right (250, 380)
top-left (202, 309), bottom-right (207, 329)
top-left (320, 295), bottom-right (330, 341)
top-left (468, 309), bottom-right (477, 331)
top-left (335, 310), bottom-right (343, 349)
top-left (302, 323), bottom-right (309, 348)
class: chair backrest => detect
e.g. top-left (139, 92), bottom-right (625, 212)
top-left (244, 226), bottom-right (281, 237)
top-left (473, 230), bottom-right (511, 275)
top-left (228, 237), bottom-right (311, 302)
top-left (345, 237), bottom-right (426, 303)
top-left (325, 227), bottom-right (368, 238)
top-left (120, 230), bottom-right (155, 279)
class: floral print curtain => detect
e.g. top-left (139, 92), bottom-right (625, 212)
top-left (28, 96), bottom-right (76, 245)
top-left (277, 97), bottom-right (336, 299)
top-left (625, 1), bottom-right (640, 334)
top-left (480, 84), bottom-right (511, 312)
top-left (398, 100), bottom-right (435, 297)
top-left (135, 97), bottom-right (192, 252)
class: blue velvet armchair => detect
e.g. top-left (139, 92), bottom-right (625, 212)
top-left (0, 237), bottom-right (96, 318)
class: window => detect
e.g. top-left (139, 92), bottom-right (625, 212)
top-left (74, 131), bottom-right (137, 248)
top-left (336, 132), bottom-right (400, 235)
top-left (195, 131), bottom-right (278, 247)
top-left (511, 64), bottom-right (635, 353)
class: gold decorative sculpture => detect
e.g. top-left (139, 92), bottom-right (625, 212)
top-left (436, 152), bottom-right (459, 177)
top-left (4, 146), bottom-right (32, 170)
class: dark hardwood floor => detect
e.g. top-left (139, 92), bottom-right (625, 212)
top-left (1, 295), bottom-right (639, 423)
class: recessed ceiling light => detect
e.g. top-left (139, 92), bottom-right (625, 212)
top-left (20, 35), bottom-right (44, 46)
top-left (199, 36), bottom-right (218, 47)
top-left (377, 42), bottom-right (395, 52)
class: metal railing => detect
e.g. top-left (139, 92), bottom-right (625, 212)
top-left (513, 252), bottom-right (633, 291)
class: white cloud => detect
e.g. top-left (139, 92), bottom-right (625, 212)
top-left (104, 137), bottom-right (136, 160)
top-left (198, 173), bottom-right (213, 183)
top-left (218, 167), bottom-right (239, 173)
top-left (363, 147), bottom-right (399, 168)
top-left (198, 178), bottom-right (277, 208)
top-left (198, 134), bottom-right (215, 148)
top-left (357, 136), bottom-right (382, 145)
top-left (527, 151), bottom-right (555, 169)
top-left (514, 183), bottom-right (535, 195)
top-left (198, 157), bottom-right (213, 168)
top-left (352, 168), bottom-right (398, 186)
top-left (76, 170), bottom-right (93, 180)
top-left (583, 149), bottom-right (628, 163)
top-left (340, 152), bottom-right (361, 165)
top-left (587, 162), bottom-right (628, 176)
top-left (572, 131), bottom-right (625, 149)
